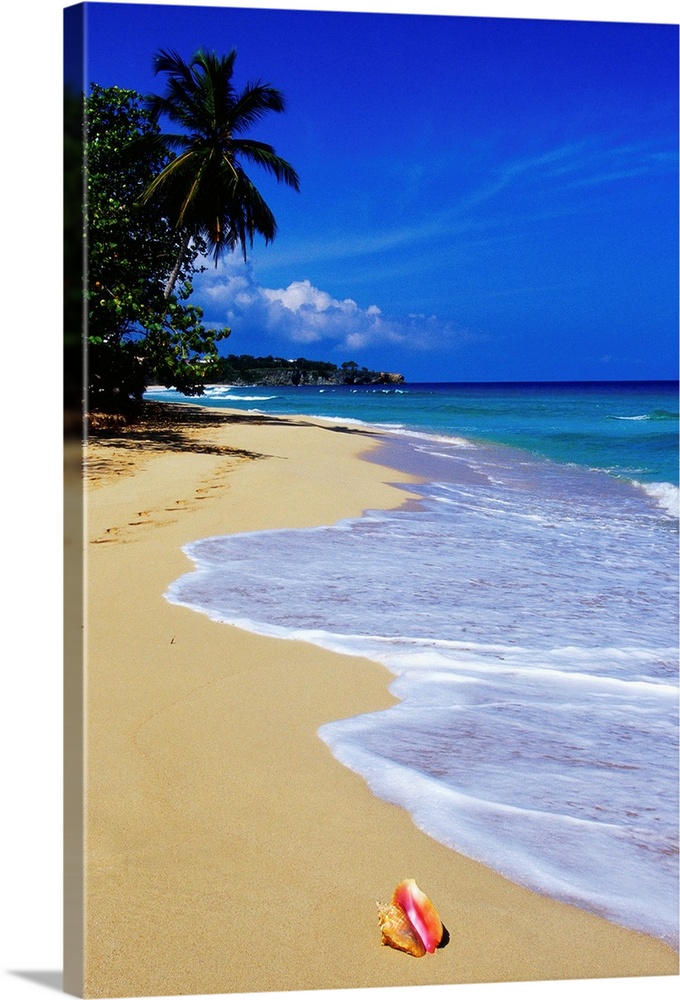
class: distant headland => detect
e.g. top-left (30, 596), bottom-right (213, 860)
top-left (203, 354), bottom-right (405, 387)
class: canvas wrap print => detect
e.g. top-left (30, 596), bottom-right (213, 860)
top-left (64, 2), bottom-right (680, 996)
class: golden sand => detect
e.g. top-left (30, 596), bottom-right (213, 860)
top-left (67, 403), bottom-right (678, 997)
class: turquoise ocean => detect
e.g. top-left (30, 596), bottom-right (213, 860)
top-left (146, 380), bottom-right (679, 945)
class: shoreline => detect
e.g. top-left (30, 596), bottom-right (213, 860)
top-left (79, 403), bottom-right (678, 997)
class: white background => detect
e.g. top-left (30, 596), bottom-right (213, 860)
top-left (1, 1), bottom-right (677, 999)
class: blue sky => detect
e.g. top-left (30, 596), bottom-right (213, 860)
top-left (75, 0), bottom-right (678, 382)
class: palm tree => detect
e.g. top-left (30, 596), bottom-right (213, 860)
top-left (138, 48), bottom-right (300, 300)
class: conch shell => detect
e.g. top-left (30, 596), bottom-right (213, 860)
top-left (377, 879), bottom-right (444, 957)
top-left (377, 901), bottom-right (427, 957)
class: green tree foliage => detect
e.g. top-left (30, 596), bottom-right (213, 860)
top-left (203, 354), bottom-right (392, 385)
top-left (84, 84), bottom-right (230, 412)
top-left (138, 48), bottom-right (300, 299)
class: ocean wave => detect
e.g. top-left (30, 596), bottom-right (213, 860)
top-left (217, 394), bottom-right (278, 401)
top-left (610, 409), bottom-right (679, 421)
top-left (387, 427), bottom-right (476, 448)
top-left (167, 444), bottom-right (679, 947)
top-left (634, 480), bottom-right (680, 518)
top-left (194, 385), bottom-right (277, 401)
top-left (304, 414), bottom-right (476, 449)
top-left (306, 412), bottom-right (390, 427)
top-left (144, 384), bottom-right (278, 402)
top-left (316, 730), bottom-right (678, 946)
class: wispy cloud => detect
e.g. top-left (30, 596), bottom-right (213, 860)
top-left (258, 136), bottom-right (676, 271)
top-left (192, 134), bottom-right (675, 361)
top-left (457, 137), bottom-right (675, 205)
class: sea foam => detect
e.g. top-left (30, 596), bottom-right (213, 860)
top-left (165, 429), bottom-right (679, 946)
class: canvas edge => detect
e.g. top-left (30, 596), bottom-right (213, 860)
top-left (63, 3), bottom-right (87, 997)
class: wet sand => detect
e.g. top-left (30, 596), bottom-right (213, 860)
top-left (68, 402), bottom-right (678, 997)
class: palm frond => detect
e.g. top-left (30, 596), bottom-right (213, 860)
top-left (230, 139), bottom-right (300, 190)
top-left (229, 81), bottom-right (286, 133)
top-left (144, 45), bottom-right (299, 283)
top-left (137, 149), bottom-right (197, 206)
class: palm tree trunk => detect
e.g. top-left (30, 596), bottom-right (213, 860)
top-left (163, 231), bottom-right (193, 300)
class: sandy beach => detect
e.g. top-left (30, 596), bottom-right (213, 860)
top-left (68, 402), bottom-right (678, 998)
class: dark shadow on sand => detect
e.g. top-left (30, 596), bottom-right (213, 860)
top-left (438, 924), bottom-right (451, 949)
top-left (86, 400), bottom-right (378, 459)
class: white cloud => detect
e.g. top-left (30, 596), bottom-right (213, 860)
top-left (345, 332), bottom-right (370, 350)
top-left (196, 261), bottom-right (463, 355)
top-left (261, 279), bottom-right (361, 322)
